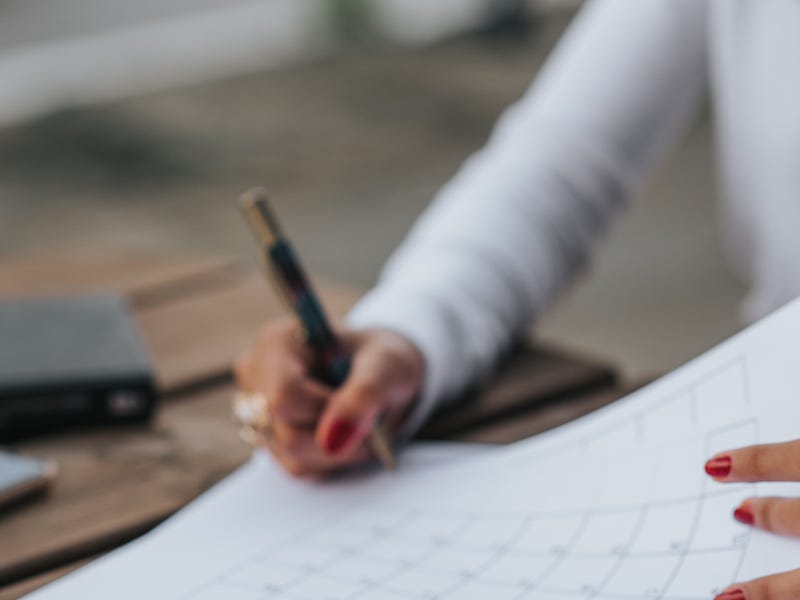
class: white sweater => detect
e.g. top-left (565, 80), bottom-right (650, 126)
top-left (348, 0), bottom-right (800, 434)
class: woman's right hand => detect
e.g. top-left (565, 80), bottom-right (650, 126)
top-left (234, 318), bottom-right (424, 478)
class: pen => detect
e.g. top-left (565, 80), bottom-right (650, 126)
top-left (239, 188), bottom-right (397, 470)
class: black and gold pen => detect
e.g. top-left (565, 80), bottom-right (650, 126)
top-left (239, 188), bottom-right (396, 470)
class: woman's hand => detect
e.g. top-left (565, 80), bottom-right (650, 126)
top-left (706, 440), bottom-right (800, 600)
top-left (234, 318), bottom-right (424, 478)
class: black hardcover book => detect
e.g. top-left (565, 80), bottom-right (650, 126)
top-left (0, 294), bottom-right (158, 441)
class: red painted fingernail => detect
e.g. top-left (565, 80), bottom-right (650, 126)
top-left (734, 504), bottom-right (755, 526)
top-left (705, 456), bottom-right (732, 478)
top-left (325, 419), bottom-right (357, 454)
top-left (714, 588), bottom-right (746, 600)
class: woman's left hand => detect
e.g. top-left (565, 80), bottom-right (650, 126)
top-left (706, 440), bottom-right (800, 600)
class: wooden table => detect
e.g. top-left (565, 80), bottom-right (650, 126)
top-left (0, 254), bottom-right (627, 599)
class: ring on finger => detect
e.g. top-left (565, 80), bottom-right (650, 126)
top-left (232, 390), bottom-right (273, 444)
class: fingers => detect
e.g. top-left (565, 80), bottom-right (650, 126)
top-left (236, 321), bottom-right (422, 476)
top-left (265, 421), bottom-right (371, 478)
top-left (315, 332), bottom-right (422, 457)
top-left (270, 378), bottom-right (329, 426)
top-left (315, 370), bottom-right (381, 456)
top-left (729, 497), bottom-right (800, 537)
top-left (716, 568), bottom-right (800, 600)
top-left (235, 318), bottom-right (316, 381)
top-left (705, 443), bottom-right (800, 600)
top-left (705, 440), bottom-right (800, 483)
top-left (235, 319), bottom-right (330, 427)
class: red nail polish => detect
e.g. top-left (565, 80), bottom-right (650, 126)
top-left (734, 505), bottom-right (755, 526)
top-left (705, 456), bottom-right (732, 478)
top-left (714, 588), bottom-right (746, 600)
top-left (325, 419), bottom-right (357, 454)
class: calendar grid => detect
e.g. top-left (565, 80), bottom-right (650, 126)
top-left (181, 357), bottom-right (757, 600)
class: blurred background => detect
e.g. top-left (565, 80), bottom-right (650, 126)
top-left (0, 0), bottom-right (747, 381)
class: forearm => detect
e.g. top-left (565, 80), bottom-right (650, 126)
top-left (349, 0), bottom-right (708, 435)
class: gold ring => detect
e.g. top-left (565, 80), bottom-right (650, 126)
top-left (232, 390), bottom-right (273, 445)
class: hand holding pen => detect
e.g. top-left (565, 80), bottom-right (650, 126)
top-left (233, 189), bottom-right (424, 477)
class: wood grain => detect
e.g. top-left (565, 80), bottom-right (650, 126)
top-left (135, 268), bottom-right (359, 393)
top-left (0, 253), bottom-right (360, 395)
top-left (0, 383), bottom-right (249, 586)
top-left (0, 559), bottom-right (92, 600)
top-left (0, 253), bottom-right (233, 298)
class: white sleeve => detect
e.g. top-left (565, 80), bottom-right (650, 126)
top-left (347, 0), bottom-right (708, 436)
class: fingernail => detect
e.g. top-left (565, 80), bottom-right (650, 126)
top-left (325, 419), bottom-right (357, 454)
top-left (705, 455), bottom-right (732, 478)
top-left (714, 587), bottom-right (746, 600)
top-left (733, 504), bottom-right (755, 526)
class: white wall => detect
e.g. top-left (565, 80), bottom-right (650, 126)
top-left (0, 0), bottom-right (578, 126)
top-left (0, 1), bottom-right (331, 126)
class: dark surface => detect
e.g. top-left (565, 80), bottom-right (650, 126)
top-left (0, 295), bottom-right (151, 385)
top-left (417, 343), bottom-right (616, 440)
top-left (0, 295), bottom-right (157, 440)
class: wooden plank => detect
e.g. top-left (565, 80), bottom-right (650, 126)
top-left (0, 252), bottom-right (234, 298)
top-left (453, 382), bottom-right (648, 444)
top-left (0, 383), bottom-right (250, 587)
top-left (0, 252), bottom-right (362, 394)
top-left (0, 253), bottom-right (613, 418)
top-left (0, 559), bottom-right (91, 600)
top-left (136, 269), bottom-right (359, 393)
top-left (416, 343), bottom-right (616, 440)
top-left (453, 386), bottom-right (623, 444)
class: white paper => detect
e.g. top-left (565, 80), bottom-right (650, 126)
top-left (28, 300), bottom-right (800, 600)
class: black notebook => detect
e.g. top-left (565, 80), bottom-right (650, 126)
top-left (0, 294), bottom-right (158, 440)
